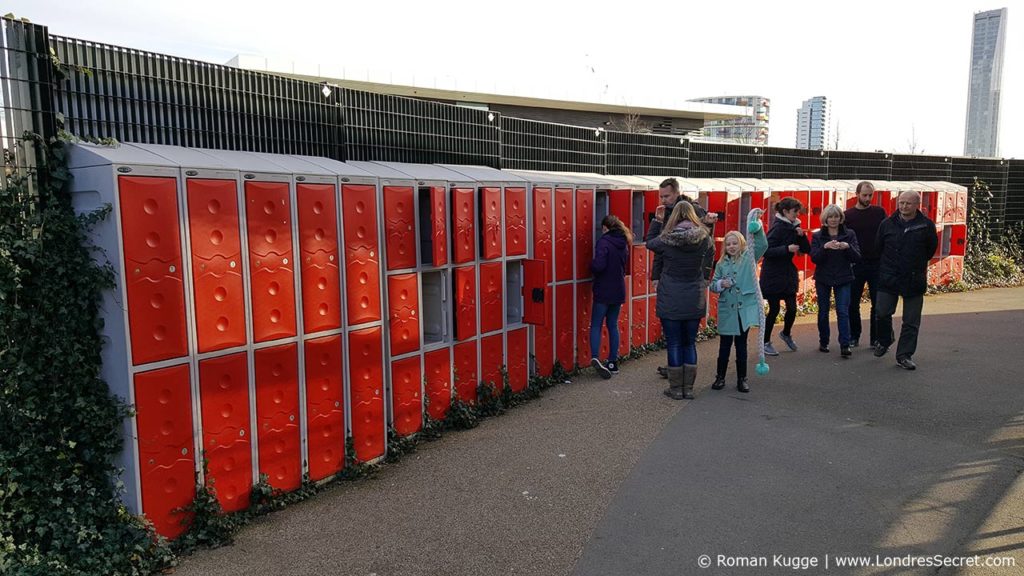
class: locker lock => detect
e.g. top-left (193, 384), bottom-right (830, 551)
top-left (531, 288), bottom-right (545, 303)
top-left (289, 415), bottom-right (295, 422)
top-left (239, 429), bottom-right (245, 437)
top-left (181, 448), bottom-right (188, 456)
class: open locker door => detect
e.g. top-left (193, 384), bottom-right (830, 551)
top-left (522, 259), bottom-right (549, 326)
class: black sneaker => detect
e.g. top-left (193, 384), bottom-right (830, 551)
top-left (896, 357), bottom-right (917, 370)
top-left (850, 339), bottom-right (859, 348)
top-left (819, 345), bottom-right (830, 353)
top-left (591, 357), bottom-right (612, 379)
top-left (873, 344), bottom-right (889, 357)
top-left (606, 361), bottom-right (619, 374)
top-left (840, 346), bottom-right (851, 358)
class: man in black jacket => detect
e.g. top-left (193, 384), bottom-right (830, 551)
top-left (873, 191), bottom-right (939, 370)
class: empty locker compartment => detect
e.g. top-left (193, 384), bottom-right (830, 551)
top-left (421, 270), bottom-right (450, 346)
top-left (383, 186), bottom-right (417, 271)
top-left (417, 186), bottom-right (448, 267)
top-left (387, 273), bottom-right (421, 357)
top-left (479, 262), bottom-right (504, 334)
top-left (505, 261), bottom-right (524, 327)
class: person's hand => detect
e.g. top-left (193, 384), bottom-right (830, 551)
top-left (795, 227), bottom-right (806, 237)
top-left (652, 280), bottom-right (659, 290)
top-left (703, 213), bottom-right (719, 225)
top-left (721, 278), bottom-right (734, 289)
top-left (747, 217), bottom-right (763, 234)
top-left (788, 244), bottom-right (800, 253)
top-left (839, 242), bottom-right (850, 250)
top-left (824, 240), bottom-right (837, 250)
top-left (655, 205), bottom-right (666, 222)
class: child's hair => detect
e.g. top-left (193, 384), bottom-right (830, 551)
top-left (601, 214), bottom-right (633, 243)
top-left (775, 196), bottom-right (803, 214)
top-left (720, 230), bottom-right (747, 263)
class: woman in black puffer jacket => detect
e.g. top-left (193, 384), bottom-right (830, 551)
top-left (759, 196), bottom-right (811, 356)
top-left (810, 204), bottom-right (861, 357)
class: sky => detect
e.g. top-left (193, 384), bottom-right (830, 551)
top-left (9, 0), bottom-right (1023, 158)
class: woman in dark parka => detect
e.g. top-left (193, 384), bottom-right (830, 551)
top-left (760, 196), bottom-right (811, 356)
top-left (589, 215), bottom-right (632, 379)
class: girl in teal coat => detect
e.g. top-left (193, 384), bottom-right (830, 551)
top-left (709, 211), bottom-right (768, 393)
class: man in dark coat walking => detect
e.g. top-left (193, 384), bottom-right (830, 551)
top-left (873, 190), bottom-right (939, 370)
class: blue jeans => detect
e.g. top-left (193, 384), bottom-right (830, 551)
top-left (816, 282), bottom-right (851, 347)
top-left (590, 301), bottom-right (622, 362)
top-left (661, 318), bottom-right (700, 367)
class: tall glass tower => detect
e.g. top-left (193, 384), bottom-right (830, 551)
top-left (964, 8), bottom-right (1007, 158)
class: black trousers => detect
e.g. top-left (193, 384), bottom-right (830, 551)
top-left (875, 291), bottom-right (924, 360)
top-left (717, 315), bottom-right (749, 380)
top-left (849, 261), bottom-right (880, 345)
top-left (763, 293), bottom-right (797, 343)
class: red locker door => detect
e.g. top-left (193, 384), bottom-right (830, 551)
top-left (342, 184), bottom-right (382, 326)
top-left (956, 190), bottom-right (967, 223)
top-left (391, 356), bottom-right (422, 437)
top-left (254, 343), bottom-right (301, 492)
top-left (481, 187), bottom-right (502, 260)
top-left (631, 246), bottom-right (647, 297)
top-left (454, 266), bottom-right (477, 341)
top-left (943, 191), bottom-right (957, 224)
top-left (617, 291), bottom-right (629, 358)
top-left (297, 183), bottom-right (341, 334)
top-left (506, 328), bottom-right (528, 393)
top-left (479, 262), bottom-right (503, 334)
top-left (533, 292), bottom-right (554, 377)
top-left (533, 187), bottom-right (553, 268)
top-left (522, 259), bottom-right (549, 326)
top-left (576, 282), bottom-right (593, 367)
top-left (453, 340), bottom-right (478, 404)
top-left (648, 296), bottom-right (662, 342)
top-left (430, 187), bottom-right (448, 266)
top-left (452, 187), bottom-right (476, 264)
top-left (950, 224), bottom-right (967, 256)
top-left (609, 189), bottom-right (632, 226)
top-left (304, 335), bottom-right (344, 481)
top-left (575, 189), bottom-right (594, 280)
top-left (554, 188), bottom-right (574, 282)
top-left (383, 186), bottom-right (417, 271)
top-left (198, 353), bottom-right (251, 513)
top-left (647, 251), bottom-right (656, 293)
top-left (480, 333), bottom-right (504, 392)
top-left (134, 364), bottom-right (194, 538)
top-left (631, 298), bottom-right (647, 348)
top-left (555, 284), bottom-right (574, 371)
top-left (119, 176), bottom-right (188, 365)
top-left (349, 326), bottom-right (385, 462)
top-left (387, 273), bottom-right (421, 356)
top-left (187, 178), bottom-right (246, 353)
top-left (424, 348), bottom-right (452, 420)
top-left (921, 191), bottom-right (939, 222)
top-left (505, 187), bottom-right (527, 257)
top-left (245, 181), bottom-right (297, 343)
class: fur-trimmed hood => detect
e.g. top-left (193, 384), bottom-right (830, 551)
top-left (660, 222), bottom-right (710, 248)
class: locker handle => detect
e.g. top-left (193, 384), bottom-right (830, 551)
top-left (531, 288), bottom-right (545, 303)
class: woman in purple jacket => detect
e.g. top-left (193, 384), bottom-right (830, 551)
top-left (590, 215), bottom-right (632, 379)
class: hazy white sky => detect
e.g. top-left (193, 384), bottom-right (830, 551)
top-left (11, 0), bottom-right (1022, 158)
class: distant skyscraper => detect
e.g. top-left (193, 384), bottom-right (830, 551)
top-left (964, 8), bottom-right (1007, 157)
top-left (795, 96), bottom-right (830, 150)
top-left (688, 95), bottom-right (770, 144)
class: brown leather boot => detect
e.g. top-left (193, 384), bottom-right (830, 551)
top-left (663, 367), bottom-right (685, 400)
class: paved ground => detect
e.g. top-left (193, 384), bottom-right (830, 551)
top-left (174, 287), bottom-right (1024, 576)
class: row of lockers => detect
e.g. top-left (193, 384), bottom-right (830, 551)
top-left (67, 142), bottom-right (968, 540)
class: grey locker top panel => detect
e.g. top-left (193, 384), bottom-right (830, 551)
top-left (503, 169), bottom-right (584, 186)
top-left (126, 143), bottom-right (235, 169)
top-left (241, 153), bottom-right (335, 175)
top-left (436, 164), bottom-right (528, 183)
top-left (371, 162), bottom-right (471, 182)
top-left (295, 156), bottom-right (378, 178)
top-left (66, 142), bottom-right (174, 169)
top-left (345, 161), bottom-right (416, 180)
top-left (194, 148), bottom-right (292, 173)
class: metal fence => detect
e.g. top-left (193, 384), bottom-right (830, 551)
top-left (2, 17), bottom-right (1018, 245)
